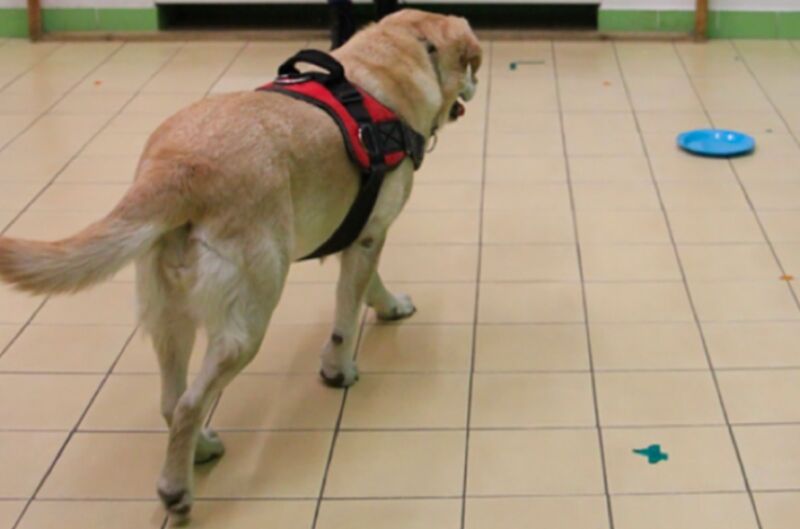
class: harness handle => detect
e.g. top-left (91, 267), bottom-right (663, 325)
top-left (278, 49), bottom-right (346, 85)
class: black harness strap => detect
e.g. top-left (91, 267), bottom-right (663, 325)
top-left (259, 50), bottom-right (426, 261)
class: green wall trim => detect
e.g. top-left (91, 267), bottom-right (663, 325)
top-left (0, 7), bottom-right (158, 36)
top-left (0, 8), bottom-right (27, 38)
top-left (600, 9), bottom-right (800, 38)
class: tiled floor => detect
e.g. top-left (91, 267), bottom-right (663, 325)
top-left (0, 35), bottom-right (799, 529)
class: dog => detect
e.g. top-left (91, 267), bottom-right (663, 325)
top-left (0, 9), bottom-right (481, 522)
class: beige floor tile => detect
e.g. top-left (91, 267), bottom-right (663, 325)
top-left (482, 210), bottom-right (574, 244)
top-left (194, 432), bottom-right (333, 498)
top-left (486, 131), bottom-right (563, 156)
top-left (755, 492), bottom-right (800, 529)
top-left (50, 92), bottom-right (131, 115)
top-left (568, 156), bottom-right (651, 183)
top-left (0, 324), bottom-right (131, 373)
top-left (318, 499), bottom-right (461, 529)
top-left (572, 182), bottom-right (661, 211)
top-left (33, 283), bottom-right (136, 325)
top-left (212, 374), bottom-right (343, 430)
top-left (465, 497), bottom-right (608, 529)
top-left (0, 431), bottom-right (66, 497)
top-left (29, 184), bottom-right (128, 213)
top-left (586, 282), bottom-right (693, 323)
top-left (679, 244), bottom-right (782, 281)
top-left (704, 322), bottom-right (800, 368)
top-left (366, 283), bottom-right (476, 325)
top-left (0, 324), bottom-right (19, 352)
top-left (733, 155), bottom-right (800, 182)
top-left (563, 113), bottom-right (643, 156)
top-left (285, 258), bottom-right (338, 284)
top-left (718, 370), bottom-right (800, 424)
top-left (378, 245), bottom-right (479, 283)
top-left (325, 431), bottom-right (464, 498)
top-left (560, 78), bottom-right (630, 112)
top-left (636, 111), bottom-right (711, 134)
top-left (483, 183), bottom-right (570, 211)
top-left (591, 322), bottom-right (707, 370)
top-left (471, 373), bottom-right (595, 428)
top-left (0, 374), bottom-right (100, 430)
top-left (668, 210), bottom-right (765, 244)
top-left (773, 243), bottom-right (800, 275)
top-left (17, 501), bottom-right (163, 529)
top-left (467, 429), bottom-right (604, 495)
top-left (388, 211), bottom-right (479, 245)
top-left (0, 501), bottom-right (25, 529)
top-left (649, 153), bottom-right (737, 183)
top-left (577, 210), bottom-right (671, 244)
top-left (435, 131), bottom-right (484, 156)
top-left (0, 210), bottom-right (16, 231)
top-left (342, 373), bottom-right (468, 429)
top-left (39, 432), bottom-right (164, 499)
top-left (79, 374), bottom-right (164, 431)
top-left (188, 501), bottom-right (315, 529)
top-left (83, 131), bottom-right (149, 157)
top-left (612, 494), bottom-right (759, 529)
top-left (124, 93), bottom-right (203, 114)
top-left (659, 181), bottom-right (750, 211)
top-left (487, 110), bottom-right (559, 135)
top-left (581, 244), bottom-right (681, 281)
top-left (270, 284), bottom-right (336, 325)
top-left (480, 245), bottom-right (578, 282)
top-left (603, 427), bottom-right (745, 493)
top-left (689, 281), bottom-right (800, 321)
top-left (597, 372), bottom-right (724, 426)
top-left (735, 425), bottom-right (800, 490)
top-left (406, 184), bottom-right (481, 211)
top-left (0, 183), bottom-right (41, 211)
top-left (761, 211), bottom-right (800, 242)
top-left (479, 282), bottom-right (583, 323)
top-left (416, 155), bottom-right (483, 183)
top-left (0, 284), bottom-right (44, 324)
top-left (746, 181), bottom-right (800, 211)
top-left (359, 324), bottom-right (472, 373)
top-left (485, 156), bottom-right (566, 183)
top-left (474, 323), bottom-right (588, 371)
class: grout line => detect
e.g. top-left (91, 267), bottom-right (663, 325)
top-left (309, 310), bottom-right (368, 529)
top-left (459, 40), bottom-right (493, 529)
top-left (6, 42), bottom-right (193, 529)
top-left (552, 40), bottom-right (615, 529)
top-left (0, 42), bottom-right (64, 93)
top-left (729, 41), bottom-right (800, 148)
top-left (10, 325), bottom-right (140, 529)
top-left (615, 40), bottom-right (764, 529)
top-left (0, 42), bottom-right (124, 158)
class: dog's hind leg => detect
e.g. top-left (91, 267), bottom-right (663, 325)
top-left (320, 234), bottom-right (387, 388)
top-left (156, 241), bottom-right (287, 523)
top-left (366, 271), bottom-right (416, 321)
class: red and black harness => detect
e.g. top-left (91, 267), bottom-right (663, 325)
top-left (257, 50), bottom-right (428, 261)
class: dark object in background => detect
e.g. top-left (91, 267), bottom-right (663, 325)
top-left (329, 0), bottom-right (399, 49)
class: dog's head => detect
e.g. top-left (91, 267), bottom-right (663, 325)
top-left (382, 10), bottom-right (482, 128)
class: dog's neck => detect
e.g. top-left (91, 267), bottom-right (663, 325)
top-left (333, 27), bottom-right (443, 139)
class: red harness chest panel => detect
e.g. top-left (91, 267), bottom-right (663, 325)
top-left (257, 50), bottom-right (426, 261)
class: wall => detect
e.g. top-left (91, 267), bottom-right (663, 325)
top-left (0, 0), bottom-right (799, 37)
top-left (599, 0), bottom-right (800, 36)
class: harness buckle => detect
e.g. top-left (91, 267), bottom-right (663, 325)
top-left (358, 124), bottom-right (382, 158)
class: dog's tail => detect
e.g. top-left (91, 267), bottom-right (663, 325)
top-left (0, 180), bottom-right (185, 295)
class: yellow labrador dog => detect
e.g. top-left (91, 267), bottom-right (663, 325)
top-left (0, 9), bottom-right (481, 522)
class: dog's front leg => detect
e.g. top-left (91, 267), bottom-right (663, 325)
top-left (320, 235), bottom-right (385, 388)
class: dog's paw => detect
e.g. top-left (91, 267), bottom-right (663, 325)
top-left (195, 429), bottom-right (225, 464)
top-left (376, 293), bottom-right (417, 321)
top-left (157, 481), bottom-right (193, 524)
top-left (320, 362), bottom-right (360, 388)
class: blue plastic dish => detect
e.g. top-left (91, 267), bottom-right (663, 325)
top-left (677, 129), bottom-right (756, 158)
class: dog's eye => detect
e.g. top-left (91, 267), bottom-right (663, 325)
top-left (425, 42), bottom-right (437, 54)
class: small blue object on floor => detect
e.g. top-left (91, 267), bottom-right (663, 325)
top-left (677, 128), bottom-right (756, 158)
top-left (633, 444), bottom-right (669, 465)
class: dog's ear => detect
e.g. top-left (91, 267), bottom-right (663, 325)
top-left (454, 17), bottom-right (482, 76)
